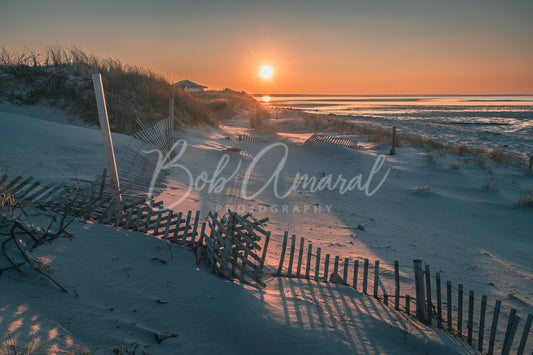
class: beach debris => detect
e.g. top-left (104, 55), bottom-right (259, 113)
top-left (155, 332), bottom-right (178, 344)
top-left (357, 224), bottom-right (365, 231)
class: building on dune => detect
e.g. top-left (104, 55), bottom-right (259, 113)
top-left (174, 79), bottom-right (208, 92)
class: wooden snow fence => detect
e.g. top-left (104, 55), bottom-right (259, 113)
top-left (0, 172), bottom-right (122, 218)
top-left (238, 133), bottom-right (260, 143)
top-left (273, 233), bottom-right (387, 298)
top-left (199, 210), bottom-right (271, 288)
top-left (304, 133), bottom-right (359, 150)
top-left (272, 234), bottom-right (532, 354)
top-left (116, 115), bottom-right (174, 200)
top-left (411, 260), bottom-right (533, 355)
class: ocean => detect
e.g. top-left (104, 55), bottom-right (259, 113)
top-left (255, 95), bottom-right (533, 156)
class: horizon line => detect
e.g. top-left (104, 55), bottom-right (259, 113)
top-left (249, 93), bottom-right (533, 97)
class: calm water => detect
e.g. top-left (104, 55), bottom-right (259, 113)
top-left (257, 95), bottom-right (533, 136)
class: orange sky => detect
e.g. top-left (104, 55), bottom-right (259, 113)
top-left (1, 0), bottom-right (532, 94)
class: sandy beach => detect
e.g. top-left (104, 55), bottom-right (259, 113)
top-left (1, 103), bottom-right (532, 353)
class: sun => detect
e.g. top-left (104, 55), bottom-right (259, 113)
top-left (260, 65), bottom-right (273, 79)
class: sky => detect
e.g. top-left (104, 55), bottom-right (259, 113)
top-left (1, 0), bottom-right (533, 95)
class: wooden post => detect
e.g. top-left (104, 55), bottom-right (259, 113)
top-left (169, 97), bottom-right (174, 121)
top-left (353, 260), bottom-right (359, 290)
top-left (529, 155), bottom-right (532, 171)
top-left (390, 126), bottom-right (396, 155)
top-left (190, 210), bottom-right (201, 243)
top-left (287, 234), bottom-right (296, 277)
top-left (363, 258), bottom-right (369, 294)
top-left (457, 284), bottom-right (463, 337)
top-left (260, 232), bottom-right (270, 273)
top-left (153, 208), bottom-right (163, 235)
top-left (173, 212), bottom-right (183, 240)
top-left (447, 281), bottom-right (453, 332)
top-left (144, 206), bottom-right (153, 234)
top-left (517, 313), bottom-right (532, 355)
top-left (487, 300), bottom-right (501, 355)
top-left (406, 295), bottom-right (411, 316)
top-left (296, 237), bottom-right (304, 278)
top-left (92, 74), bottom-right (121, 202)
top-left (477, 295), bottom-right (487, 352)
top-left (333, 256), bottom-right (340, 280)
top-left (323, 254), bottom-right (330, 282)
top-left (436, 272), bottom-right (442, 328)
top-left (305, 243), bottom-right (312, 279)
top-left (502, 309), bottom-right (518, 355)
top-left (314, 247), bottom-right (321, 281)
top-left (425, 264), bottom-right (432, 325)
top-left (467, 290), bottom-right (474, 344)
top-left (163, 211), bottom-right (173, 239)
top-left (275, 232), bottom-right (288, 276)
top-left (373, 260), bottom-right (380, 298)
top-left (343, 258), bottom-right (349, 285)
top-left (394, 261), bottom-right (400, 311)
top-left (413, 259), bottom-right (427, 323)
top-left (134, 208), bottom-right (144, 231)
top-left (124, 208), bottom-right (135, 229)
top-left (114, 198), bottom-right (126, 227)
top-left (181, 210), bottom-right (191, 242)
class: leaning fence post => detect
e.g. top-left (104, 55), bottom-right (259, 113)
top-left (314, 248), bottom-right (321, 281)
top-left (275, 232), bottom-right (288, 276)
top-left (502, 309), bottom-right (518, 355)
top-left (296, 237), bottom-right (304, 278)
top-left (394, 261), bottom-right (400, 311)
top-left (457, 284), bottom-right (463, 337)
top-left (390, 126), bottom-right (397, 155)
top-left (287, 234), bottom-right (296, 277)
top-left (333, 255), bottom-right (340, 281)
top-left (413, 259), bottom-right (428, 323)
top-left (447, 281), bottom-right (453, 332)
top-left (478, 295), bottom-right (487, 352)
top-left (467, 290), bottom-right (474, 344)
top-left (305, 243), bottom-right (312, 279)
top-left (363, 259), bottom-right (369, 294)
top-left (436, 272), bottom-right (442, 328)
top-left (424, 264), bottom-right (432, 325)
top-left (353, 260), bottom-right (359, 290)
top-left (373, 260), bottom-right (380, 298)
top-left (517, 313), bottom-right (532, 355)
top-left (323, 254), bottom-right (330, 282)
top-left (92, 73), bottom-right (121, 206)
top-left (487, 300), bottom-right (501, 355)
top-left (406, 295), bottom-right (411, 316)
top-left (343, 258), bottom-right (349, 285)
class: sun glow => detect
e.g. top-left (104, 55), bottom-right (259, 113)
top-left (262, 96), bottom-right (271, 103)
top-left (260, 65), bottom-right (273, 79)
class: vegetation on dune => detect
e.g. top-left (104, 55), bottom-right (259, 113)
top-left (0, 46), bottom-right (268, 134)
top-left (272, 110), bottom-right (528, 168)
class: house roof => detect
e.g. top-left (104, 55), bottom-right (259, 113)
top-left (174, 79), bottom-right (207, 89)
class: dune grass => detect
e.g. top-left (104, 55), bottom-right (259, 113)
top-left (273, 110), bottom-right (528, 168)
top-left (0, 46), bottom-right (266, 134)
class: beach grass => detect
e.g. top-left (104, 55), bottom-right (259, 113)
top-left (272, 109), bottom-right (528, 169)
top-left (0, 46), bottom-right (267, 133)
